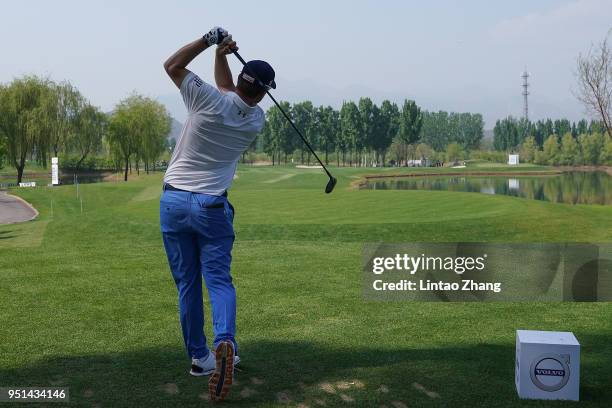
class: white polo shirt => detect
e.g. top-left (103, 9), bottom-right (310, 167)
top-left (163, 71), bottom-right (265, 195)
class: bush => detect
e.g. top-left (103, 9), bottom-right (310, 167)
top-left (470, 150), bottom-right (506, 163)
top-left (0, 135), bottom-right (6, 170)
top-left (58, 154), bottom-right (116, 171)
top-left (534, 150), bottom-right (547, 165)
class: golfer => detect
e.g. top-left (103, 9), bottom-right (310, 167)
top-left (160, 27), bottom-right (275, 401)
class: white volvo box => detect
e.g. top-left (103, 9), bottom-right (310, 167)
top-left (515, 330), bottom-right (580, 401)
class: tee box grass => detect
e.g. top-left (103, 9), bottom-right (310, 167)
top-left (1, 165), bottom-right (611, 407)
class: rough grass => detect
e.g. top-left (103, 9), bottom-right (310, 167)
top-left (1, 165), bottom-right (611, 407)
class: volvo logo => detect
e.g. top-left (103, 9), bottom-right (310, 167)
top-left (529, 354), bottom-right (570, 392)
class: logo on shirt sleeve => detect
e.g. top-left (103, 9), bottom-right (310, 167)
top-left (194, 76), bottom-right (203, 88)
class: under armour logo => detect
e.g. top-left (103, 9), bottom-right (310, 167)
top-left (237, 109), bottom-right (247, 118)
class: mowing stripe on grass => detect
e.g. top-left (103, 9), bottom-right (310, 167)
top-left (263, 173), bottom-right (297, 184)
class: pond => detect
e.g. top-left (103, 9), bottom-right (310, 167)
top-left (59, 172), bottom-right (112, 185)
top-left (363, 171), bottom-right (611, 205)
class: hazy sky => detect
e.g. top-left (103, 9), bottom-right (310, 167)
top-left (2, 0), bottom-right (611, 127)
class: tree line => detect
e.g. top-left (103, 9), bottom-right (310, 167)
top-left (0, 75), bottom-right (171, 183)
top-left (519, 133), bottom-right (612, 166)
top-left (259, 98), bottom-right (484, 167)
top-left (491, 115), bottom-right (612, 165)
top-left (493, 116), bottom-right (607, 151)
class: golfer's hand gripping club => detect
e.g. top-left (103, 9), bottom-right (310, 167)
top-left (232, 50), bottom-right (337, 194)
top-left (216, 35), bottom-right (238, 56)
top-left (203, 26), bottom-right (230, 46)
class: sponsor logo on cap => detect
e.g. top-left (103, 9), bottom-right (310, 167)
top-left (242, 73), bottom-right (255, 84)
top-left (529, 354), bottom-right (570, 392)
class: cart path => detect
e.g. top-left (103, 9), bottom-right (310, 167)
top-left (0, 192), bottom-right (38, 224)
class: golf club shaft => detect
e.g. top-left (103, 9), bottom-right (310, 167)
top-left (232, 51), bottom-right (334, 180)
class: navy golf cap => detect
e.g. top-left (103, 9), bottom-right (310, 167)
top-left (240, 60), bottom-right (276, 90)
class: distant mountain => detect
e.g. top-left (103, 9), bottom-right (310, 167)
top-left (168, 118), bottom-right (183, 141)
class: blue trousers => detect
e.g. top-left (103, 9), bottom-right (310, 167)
top-left (160, 188), bottom-right (237, 359)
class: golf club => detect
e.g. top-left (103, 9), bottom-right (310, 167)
top-left (232, 50), bottom-right (337, 194)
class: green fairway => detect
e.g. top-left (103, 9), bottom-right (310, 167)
top-left (1, 165), bottom-right (611, 407)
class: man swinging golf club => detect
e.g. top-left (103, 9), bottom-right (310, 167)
top-left (161, 27), bottom-right (274, 401)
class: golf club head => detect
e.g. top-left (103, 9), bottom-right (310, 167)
top-left (325, 176), bottom-right (337, 194)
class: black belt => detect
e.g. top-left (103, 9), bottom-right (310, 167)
top-left (163, 183), bottom-right (228, 197)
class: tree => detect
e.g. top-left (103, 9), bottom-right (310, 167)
top-left (339, 101), bottom-right (360, 166)
top-left (575, 31), bottom-right (612, 138)
top-left (542, 135), bottom-right (560, 165)
top-left (445, 142), bottom-right (463, 163)
top-left (493, 116), bottom-right (520, 151)
top-left (576, 119), bottom-right (589, 136)
top-left (578, 132), bottom-right (605, 165)
top-left (415, 143), bottom-right (433, 161)
top-left (462, 113), bottom-right (485, 149)
top-left (291, 101), bottom-right (315, 164)
top-left (259, 121), bottom-right (275, 164)
top-left (554, 119), bottom-right (572, 139)
top-left (559, 132), bottom-right (579, 165)
top-left (49, 82), bottom-right (83, 158)
top-left (108, 98), bottom-right (138, 181)
top-left (534, 119), bottom-right (554, 147)
top-left (421, 111), bottom-right (450, 151)
top-left (389, 137), bottom-right (407, 166)
top-left (0, 130), bottom-right (6, 170)
top-left (72, 104), bottom-right (107, 171)
top-left (108, 94), bottom-right (168, 181)
top-left (317, 106), bottom-right (338, 165)
top-left (601, 134), bottom-right (612, 164)
top-left (376, 100), bottom-right (399, 166)
top-left (266, 102), bottom-right (293, 165)
top-left (0, 76), bottom-right (54, 183)
top-left (398, 100), bottom-right (422, 163)
top-left (358, 97), bottom-right (376, 166)
top-left (520, 136), bottom-right (537, 163)
top-left (139, 99), bottom-right (171, 173)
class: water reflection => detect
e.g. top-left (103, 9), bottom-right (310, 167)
top-left (364, 172), bottom-right (611, 205)
top-left (59, 172), bottom-right (110, 185)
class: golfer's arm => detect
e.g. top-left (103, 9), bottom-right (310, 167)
top-left (164, 38), bottom-right (209, 88)
top-left (214, 54), bottom-right (236, 93)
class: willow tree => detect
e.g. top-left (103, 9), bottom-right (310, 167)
top-left (72, 104), bottom-right (107, 171)
top-left (138, 99), bottom-right (171, 173)
top-left (108, 97), bottom-right (140, 181)
top-left (0, 76), bottom-right (54, 183)
top-left (49, 82), bottom-right (83, 158)
top-left (108, 94), bottom-right (170, 181)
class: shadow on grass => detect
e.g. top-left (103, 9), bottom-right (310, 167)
top-left (1, 338), bottom-right (610, 407)
top-left (0, 230), bottom-right (15, 240)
